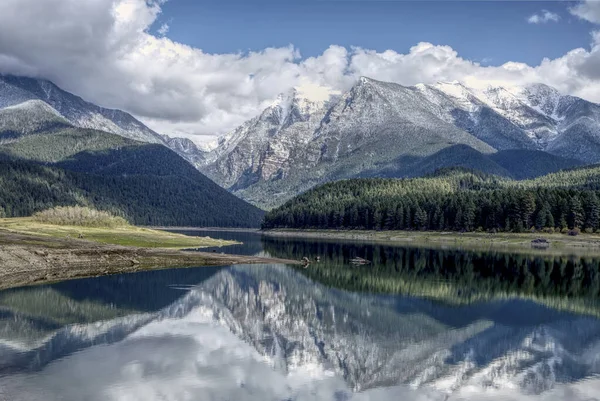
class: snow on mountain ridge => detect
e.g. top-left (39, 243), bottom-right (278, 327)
top-left (2, 99), bottom-right (63, 116)
top-left (423, 81), bottom-right (562, 146)
top-left (0, 75), bottom-right (165, 144)
top-left (193, 76), bottom-right (600, 208)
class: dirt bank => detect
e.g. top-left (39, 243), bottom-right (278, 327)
top-left (262, 229), bottom-right (600, 255)
top-left (0, 230), bottom-right (300, 291)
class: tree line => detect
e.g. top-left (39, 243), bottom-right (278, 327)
top-left (262, 168), bottom-right (600, 232)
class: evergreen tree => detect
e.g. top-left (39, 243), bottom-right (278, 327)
top-left (585, 192), bottom-right (600, 229)
top-left (568, 196), bottom-right (584, 229)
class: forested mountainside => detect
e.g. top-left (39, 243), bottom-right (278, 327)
top-left (360, 145), bottom-right (584, 180)
top-left (0, 156), bottom-right (263, 227)
top-left (262, 167), bottom-right (600, 232)
top-left (0, 73), bottom-right (265, 227)
top-left (195, 78), bottom-right (600, 208)
top-left (0, 109), bottom-right (264, 226)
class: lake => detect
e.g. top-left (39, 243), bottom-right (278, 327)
top-left (1, 229), bottom-right (600, 401)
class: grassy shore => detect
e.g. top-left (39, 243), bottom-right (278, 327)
top-left (0, 217), bottom-right (237, 249)
top-left (0, 218), bottom-right (301, 291)
top-left (263, 228), bottom-right (600, 254)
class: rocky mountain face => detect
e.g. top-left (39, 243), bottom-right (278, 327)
top-left (0, 75), bottom-right (165, 144)
top-left (202, 87), bottom-right (335, 191)
top-left (194, 78), bottom-right (598, 208)
top-left (161, 134), bottom-right (212, 168)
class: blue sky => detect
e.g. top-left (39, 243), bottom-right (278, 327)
top-left (157, 0), bottom-right (594, 66)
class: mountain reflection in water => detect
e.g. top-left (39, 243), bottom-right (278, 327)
top-left (1, 230), bottom-right (600, 401)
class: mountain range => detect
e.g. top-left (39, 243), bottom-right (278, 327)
top-left (191, 78), bottom-right (598, 208)
top-left (2, 73), bottom-right (600, 211)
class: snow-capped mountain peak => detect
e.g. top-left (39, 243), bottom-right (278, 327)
top-left (427, 81), bottom-right (481, 111)
top-left (268, 84), bottom-right (339, 126)
top-left (509, 83), bottom-right (566, 121)
top-left (192, 77), bottom-right (600, 208)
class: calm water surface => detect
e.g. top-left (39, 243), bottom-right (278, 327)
top-left (1, 230), bottom-right (600, 401)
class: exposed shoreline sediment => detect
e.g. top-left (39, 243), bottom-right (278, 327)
top-left (0, 230), bottom-right (300, 291)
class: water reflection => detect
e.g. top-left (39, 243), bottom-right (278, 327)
top-left (1, 231), bottom-right (600, 400)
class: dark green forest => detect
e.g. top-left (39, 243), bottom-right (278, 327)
top-left (0, 128), bottom-right (265, 227)
top-left (0, 157), bottom-right (264, 227)
top-left (263, 167), bottom-right (600, 232)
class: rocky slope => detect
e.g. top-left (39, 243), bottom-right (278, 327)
top-left (0, 75), bottom-right (164, 144)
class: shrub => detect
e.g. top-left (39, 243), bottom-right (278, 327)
top-left (33, 206), bottom-right (128, 228)
top-left (568, 228), bottom-right (581, 236)
top-left (585, 227), bottom-right (594, 234)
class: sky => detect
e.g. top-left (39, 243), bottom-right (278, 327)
top-left (1, 0), bottom-right (600, 143)
top-left (159, 1), bottom-right (590, 66)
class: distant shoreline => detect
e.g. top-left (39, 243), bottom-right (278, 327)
top-left (151, 227), bottom-right (260, 233)
top-left (262, 229), bottom-right (600, 255)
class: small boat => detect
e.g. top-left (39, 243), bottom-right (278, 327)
top-left (531, 238), bottom-right (550, 249)
top-left (350, 257), bottom-right (371, 265)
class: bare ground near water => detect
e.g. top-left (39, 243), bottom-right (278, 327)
top-left (0, 230), bottom-right (300, 291)
top-left (262, 229), bottom-right (600, 256)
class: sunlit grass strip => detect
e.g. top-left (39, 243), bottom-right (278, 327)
top-left (0, 217), bottom-right (238, 249)
top-left (33, 206), bottom-right (128, 228)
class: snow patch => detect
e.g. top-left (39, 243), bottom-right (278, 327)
top-left (2, 99), bottom-right (62, 117)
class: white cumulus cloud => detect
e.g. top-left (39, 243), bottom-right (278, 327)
top-left (157, 23), bottom-right (169, 37)
top-left (1, 0), bottom-right (600, 143)
top-left (527, 10), bottom-right (560, 24)
top-left (570, 0), bottom-right (600, 24)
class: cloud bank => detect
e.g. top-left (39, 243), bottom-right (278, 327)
top-left (1, 0), bottom-right (600, 142)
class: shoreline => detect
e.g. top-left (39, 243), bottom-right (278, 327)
top-left (262, 229), bottom-right (600, 255)
top-left (0, 230), bottom-right (300, 291)
top-left (151, 226), bottom-right (260, 233)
